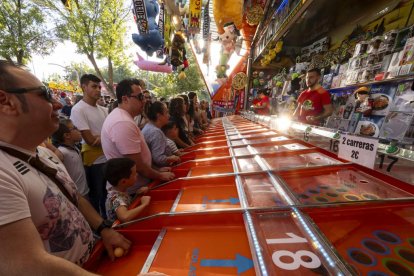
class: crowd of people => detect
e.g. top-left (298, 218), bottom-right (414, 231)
top-left (0, 60), bottom-right (211, 274)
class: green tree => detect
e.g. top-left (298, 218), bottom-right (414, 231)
top-left (37, 0), bottom-right (130, 97)
top-left (46, 72), bottom-right (65, 82)
top-left (69, 61), bottom-right (94, 82)
top-left (95, 0), bottom-right (130, 93)
top-left (100, 58), bottom-right (136, 83)
top-left (0, 0), bottom-right (57, 64)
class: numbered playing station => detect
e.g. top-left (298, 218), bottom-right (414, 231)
top-left (83, 116), bottom-right (414, 275)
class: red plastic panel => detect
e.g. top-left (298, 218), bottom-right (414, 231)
top-left (264, 152), bottom-right (342, 170)
top-left (240, 173), bottom-right (289, 207)
top-left (175, 185), bottom-right (240, 212)
top-left (236, 157), bottom-right (263, 172)
top-left (279, 167), bottom-right (413, 204)
top-left (230, 136), bottom-right (290, 146)
top-left (228, 130), bottom-right (275, 140)
top-left (252, 211), bottom-right (336, 275)
top-left (309, 204), bottom-right (414, 275)
top-left (232, 146), bottom-right (253, 156)
top-left (189, 164), bottom-right (234, 176)
top-left (150, 226), bottom-right (255, 275)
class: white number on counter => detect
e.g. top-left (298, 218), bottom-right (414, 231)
top-left (267, 232), bottom-right (321, 270)
top-left (272, 250), bottom-right (321, 270)
top-left (266, 232), bottom-right (307, 244)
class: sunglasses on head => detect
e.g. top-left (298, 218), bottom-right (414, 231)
top-left (5, 85), bottom-right (53, 102)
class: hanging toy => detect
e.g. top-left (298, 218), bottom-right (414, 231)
top-left (246, 4), bottom-right (264, 26)
top-left (131, 0), bottom-right (164, 56)
top-left (134, 53), bottom-right (172, 73)
top-left (252, 71), bottom-right (260, 88)
top-left (213, 0), bottom-right (243, 34)
top-left (215, 22), bottom-right (240, 80)
top-left (170, 32), bottom-right (189, 71)
top-left (178, 70), bottom-right (187, 79)
top-left (202, 34), bottom-right (211, 72)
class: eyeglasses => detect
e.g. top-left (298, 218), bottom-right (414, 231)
top-left (68, 126), bottom-right (78, 131)
top-left (129, 93), bottom-right (144, 101)
top-left (5, 86), bottom-right (53, 102)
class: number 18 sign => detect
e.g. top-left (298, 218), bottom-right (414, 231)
top-left (338, 134), bottom-right (379, 169)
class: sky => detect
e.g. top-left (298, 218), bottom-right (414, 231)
top-left (30, 42), bottom-right (102, 81)
top-left (30, 13), bottom-right (139, 81)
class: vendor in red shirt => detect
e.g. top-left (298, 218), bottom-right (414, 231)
top-left (253, 89), bottom-right (270, 115)
top-left (293, 68), bottom-right (333, 125)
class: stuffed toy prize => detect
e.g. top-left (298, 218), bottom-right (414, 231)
top-left (170, 32), bottom-right (189, 71)
top-left (132, 0), bottom-right (164, 56)
top-left (215, 22), bottom-right (240, 79)
top-left (213, 0), bottom-right (243, 34)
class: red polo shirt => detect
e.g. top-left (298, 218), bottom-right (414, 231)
top-left (255, 95), bottom-right (270, 115)
top-left (297, 87), bottom-right (331, 124)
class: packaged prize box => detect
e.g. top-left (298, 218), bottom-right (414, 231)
top-left (354, 115), bottom-right (385, 138)
top-left (325, 116), bottom-right (341, 129)
top-left (331, 75), bottom-right (343, 88)
top-left (338, 119), bottom-right (350, 131)
top-left (379, 112), bottom-right (413, 141)
top-left (348, 113), bottom-right (362, 133)
top-left (387, 51), bottom-right (404, 78)
top-left (322, 74), bottom-right (334, 89)
top-left (369, 83), bottom-right (397, 116)
top-left (403, 115), bottom-right (414, 143)
top-left (391, 81), bottom-right (414, 112)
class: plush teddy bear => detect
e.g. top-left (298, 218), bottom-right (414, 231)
top-left (215, 22), bottom-right (240, 79)
top-left (219, 23), bottom-right (240, 55)
top-left (132, 0), bottom-right (164, 56)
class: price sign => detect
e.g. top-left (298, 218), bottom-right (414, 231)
top-left (338, 134), bottom-right (378, 169)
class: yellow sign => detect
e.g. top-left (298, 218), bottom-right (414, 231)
top-left (188, 0), bottom-right (201, 34)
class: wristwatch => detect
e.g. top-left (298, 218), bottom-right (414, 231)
top-left (96, 220), bottom-right (112, 235)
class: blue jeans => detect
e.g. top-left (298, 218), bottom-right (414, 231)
top-left (85, 163), bottom-right (107, 219)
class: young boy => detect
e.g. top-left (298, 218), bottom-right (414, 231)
top-left (52, 118), bottom-right (89, 196)
top-left (162, 121), bottom-right (184, 156)
top-left (104, 158), bottom-right (151, 223)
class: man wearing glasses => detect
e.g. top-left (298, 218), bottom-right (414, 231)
top-left (101, 79), bottom-right (175, 197)
top-left (0, 60), bottom-right (130, 274)
top-left (70, 74), bottom-right (109, 218)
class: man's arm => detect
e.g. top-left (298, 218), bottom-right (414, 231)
top-left (0, 218), bottom-right (97, 275)
top-left (125, 152), bottom-right (175, 181)
top-left (80, 130), bottom-right (100, 146)
top-left (307, 104), bottom-right (333, 123)
top-left (77, 195), bottom-right (131, 260)
top-left (316, 103), bottom-right (333, 120)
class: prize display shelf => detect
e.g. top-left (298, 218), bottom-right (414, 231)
top-left (84, 116), bottom-right (414, 275)
top-left (241, 111), bottom-right (414, 184)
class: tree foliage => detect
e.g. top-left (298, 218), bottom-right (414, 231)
top-left (36, 0), bottom-right (130, 96)
top-left (0, 0), bottom-right (58, 64)
top-left (100, 59), bottom-right (136, 83)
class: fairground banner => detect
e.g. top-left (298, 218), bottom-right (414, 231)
top-left (188, 0), bottom-right (201, 34)
top-left (132, 0), bottom-right (148, 34)
top-left (156, 2), bottom-right (165, 58)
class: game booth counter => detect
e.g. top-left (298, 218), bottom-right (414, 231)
top-left (83, 116), bottom-right (414, 275)
top-left (80, 0), bottom-right (414, 273)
